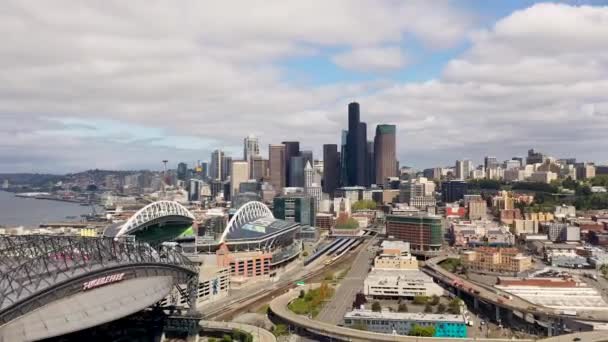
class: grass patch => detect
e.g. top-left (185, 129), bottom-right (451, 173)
top-left (288, 283), bottom-right (334, 318)
top-left (439, 258), bottom-right (462, 273)
top-left (256, 304), bottom-right (269, 314)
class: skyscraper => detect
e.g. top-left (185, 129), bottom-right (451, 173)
top-left (366, 141), bottom-right (374, 186)
top-left (222, 156), bottom-right (232, 182)
top-left (304, 160), bottom-right (313, 188)
top-left (340, 130), bottom-right (348, 186)
top-left (346, 102), bottom-right (368, 187)
top-left (210, 149), bottom-right (224, 180)
top-left (269, 144), bottom-right (286, 193)
top-left (243, 134), bottom-right (260, 161)
top-left (373, 124), bottom-right (396, 186)
top-left (301, 150), bottom-right (313, 169)
top-left (230, 160), bottom-right (249, 197)
top-left (282, 141), bottom-right (300, 186)
top-left (484, 156), bottom-right (498, 170)
top-left (455, 160), bottom-right (473, 180)
top-left (323, 144), bottom-right (340, 195)
top-left (251, 156), bottom-right (269, 181)
top-left (289, 156), bottom-right (305, 188)
top-left (177, 162), bottom-right (188, 181)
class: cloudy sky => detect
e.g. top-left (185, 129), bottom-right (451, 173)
top-left (2, 1), bottom-right (608, 173)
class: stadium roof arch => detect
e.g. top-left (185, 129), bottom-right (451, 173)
top-left (219, 201), bottom-right (274, 243)
top-left (105, 200), bottom-right (195, 238)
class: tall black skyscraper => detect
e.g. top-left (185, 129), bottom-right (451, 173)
top-left (366, 141), bottom-right (374, 186)
top-left (323, 144), bottom-right (339, 195)
top-left (301, 150), bottom-right (313, 169)
top-left (346, 102), bottom-right (368, 186)
top-left (282, 141), bottom-right (300, 186)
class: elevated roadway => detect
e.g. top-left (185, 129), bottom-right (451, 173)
top-left (270, 285), bottom-right (608, 342)
top-left (200, 321), bottom-right (276, 342)
top-left (424, 255), bottom-right (608, 323)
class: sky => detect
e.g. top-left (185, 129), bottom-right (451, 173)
top-left (1, 0), bottom-right (608, 173)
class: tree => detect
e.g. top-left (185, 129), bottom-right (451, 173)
top-left (371, 301), bottom-right (382, 312)
top-left (448, 298), bottom-right (462, 314)
top-left (272, 324), bottom-right (288, 336)
top-left (222, 334), bottom-right (233, 342)
top-left (335, 212), bottom-right (360, 229)
top-left (424, 303), bottom-right (433, 313)
top-left (409, 324), bottom-right (435, 337)
top-left (413, 295), bottom-right (428, 305)
top-left (352, 200), bottom-right (377, 211)
top-left (299, 289), bottom-right (305, 299)
top-left (430, 295), bottom-right (440, 305)
top-left (397, 303), bottom-right (408, 312)
top-left (436, 303), bottom-right (446, 314)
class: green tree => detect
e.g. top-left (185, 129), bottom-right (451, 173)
top-left (371, 301), bottom-right (382, 312)
top-left (272, 324), bottom-right (288, 336)
top-left (436, 303), bottom-right (447, 314)
top-left (424, 303), bottom-right (433, 313)
top-left (448, 298), bottom-right (462, 314)
top-left (409, 324), bottom-right (435, 337)
top-left (222, 334), bottom-right (233, 342)
top-left (413, 295), bottom-right (428, 305)
top-left (430, 295), bottom-right (440, 305)
top-left (397, 303), bottom-right (408, 312)
top-left (352, 200), bottom-right (377, 211)
top-left (299, 289), bottom-right (305, 299)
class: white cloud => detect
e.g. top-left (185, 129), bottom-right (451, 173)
top-left (331, 47), bottom-right (407, 72)
top-left (2, 2), bottom-right (608, 172)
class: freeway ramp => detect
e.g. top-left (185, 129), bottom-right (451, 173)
top-left (0, 276), bottom-right (174, 342)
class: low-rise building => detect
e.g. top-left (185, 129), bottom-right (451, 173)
top-left (374, 241), bottom-right (417, 270)
top-left (363, 269), bottom-right (444, 298)
top-left (468, 199), bottom-right (487, 220)
top-left (315, 213), bottom-right (333, 229)
top-left (555, 205), bottom-right (576, 219)
top-left (462, 247), bottom-right (533, 274)
top-left (343, 310), bottom-right (467, 338)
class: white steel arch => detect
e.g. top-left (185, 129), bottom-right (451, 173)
top-left (219, 201), bottom-right (274, 243)
top-left (114, 200), bottom-right (195, 238)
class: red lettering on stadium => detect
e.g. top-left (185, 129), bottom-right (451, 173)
top-left (82, 273), bottom-right (126, 290)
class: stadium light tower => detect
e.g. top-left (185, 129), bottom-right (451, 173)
top-left (162, 160), bottom-right (168, 199)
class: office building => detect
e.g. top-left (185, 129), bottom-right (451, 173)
top-left (301, 150), bottom-right (313, 170)
top-left (222, 156), bottom-right (232, 182)
top-left (305, 184), bottom-right (322, 212)
top-left (322, 144), bottom-right (340, 195)
top-left (289, 156), bottom-right (305, 188)
top-left (462, 247), bottom-right (533, 274)
top-left (530, 171), bottom-right (558, 184)
top-left (363, 269), bottom-right (444, 298)
top-left (243, 134), bottom-right (259, 161)
top-left (484, 156), bottom-right (498, 170)
top-left (399, 177), bottom-right (435, 205)
top-left (512, 219), bottom-right (539, 236)
top-left (210, 149), bottom-right (224, 181)
top-left (373, 124), bottom-right (397, 186)
top-left (345, 102), bottom-right (368, 186)
top-left (230, 160), bottom-right (249, 198)
top-left (273, 194), bottom-right (316, 226)
top-left (177, 162), bottom-right (188, 181)
top-left (269, 144), bottom-right (286, 193)
top-left (386, 212), bottom-right (442, 251)
top-left (282, 141), bottom-right (300, 187)
top-left (251, 156), bottom-right (268, 181)
top-left (304, 161), bottom-right (313, 188)
top-left (441, 180), bottom-right (467, 203)
top-left (344, 310), bottom-right (466, 338)
top-left (526, 149), bottom-right (546, 165)
top-left (455, 160), bottom-right (473, 180)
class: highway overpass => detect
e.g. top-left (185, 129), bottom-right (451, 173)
top-left (269, 285), bottom-right (608, 342)
top-left (0, 234), bottom-right (198, 342)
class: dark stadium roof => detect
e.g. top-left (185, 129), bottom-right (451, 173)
top-left (226, 217), bottom-right (298, 241)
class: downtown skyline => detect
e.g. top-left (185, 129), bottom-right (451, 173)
top-left (2, 1), bottom-right (608, 173)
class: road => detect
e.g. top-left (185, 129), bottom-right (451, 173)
top-left (270, 285), bottom-right (537, 342)
top-left (425, 255), bottom-right (608, 323)
top-left (315, 236), bottom-right (376, 324)
top-left (199, 320), bottom-right (276, 342)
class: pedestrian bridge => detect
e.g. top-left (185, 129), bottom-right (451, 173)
top-left (0, 234), bottom-right (198, 342)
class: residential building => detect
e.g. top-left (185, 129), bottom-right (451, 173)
top-left (399, 177), bottom-right (435, 205)
top-left (512, 219), bottom-right (539, 236)
top-left (530, 171), bottom-right (558, 183)
top-left (468, 200), bottom-right (487, 220)
top-left (455, 159), bottom-right (473, 180)
top-left (461, 247), bottom-right (533, 274)
top-left (343, 310), bottom-right (467, 338)
top-left (555, 205), bottom-right (576, 219)
top-left (576, 163), bottom-right (596, 180)
top-left (210, 149), bottom-right (225, 181)
top-left (386, 212), bottom-right (442, 251)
